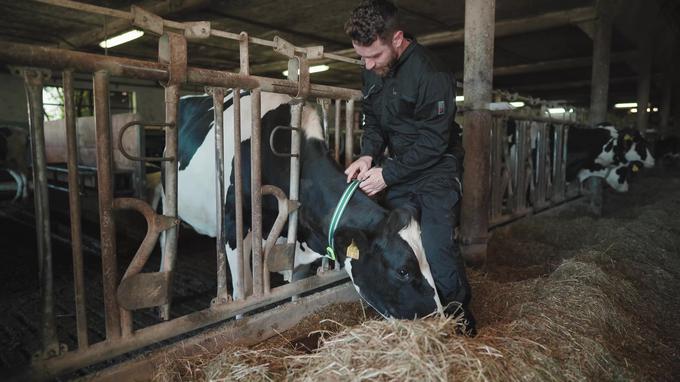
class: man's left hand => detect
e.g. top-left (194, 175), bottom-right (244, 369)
top-left (359, 167), bottom-right (387, 196)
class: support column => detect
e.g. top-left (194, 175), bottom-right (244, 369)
top-left (460, 0), bottom-right (495, 265)
top-left (636, 30), bottom-right (653, 134)
top-left (659, 36), bottom-right (675, 136)
top-left (587, 0), bottom-right (614, 216)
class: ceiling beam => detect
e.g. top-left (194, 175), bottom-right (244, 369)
top-left (486, 51), bottom-right (636, 77)
top-left (247, 5), bottom-right (596, 75)
top-left (56, 0), bottom-right (210, 49)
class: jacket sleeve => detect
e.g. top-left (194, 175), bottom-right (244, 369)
top-left (382, 71), bottom-right (457, 185)
top-left (358, 73), bottom-right (386, 164)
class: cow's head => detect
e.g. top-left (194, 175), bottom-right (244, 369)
top-left (619, 128), bottom-right (655, 168)
top-left (334, 207), bottom-right (443, 319)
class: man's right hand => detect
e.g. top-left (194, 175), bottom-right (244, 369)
top-left (344, 155), bottom-right (373, 183)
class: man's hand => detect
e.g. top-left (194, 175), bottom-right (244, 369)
top-left (359, 167), bottom-right (387, 196)
top-left (344, 155), bottom-right (373, 183)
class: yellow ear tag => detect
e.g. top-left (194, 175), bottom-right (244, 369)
top-left (624, 134), bottom-right (633, 141)
top-left (346, 240), bottom-right (360, 260)
top-left (632, 164), bottom-right (640, 172)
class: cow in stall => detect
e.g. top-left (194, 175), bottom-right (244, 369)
top-left (170, 90), bottom-right (472, 322)
top-left (566, 123), bottom-right (654, 192)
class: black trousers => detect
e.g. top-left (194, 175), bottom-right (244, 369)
top-left (384, 172), bottom-right (474, 323)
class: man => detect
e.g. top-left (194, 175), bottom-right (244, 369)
top-left (344, 0), bottom-right (475, 333)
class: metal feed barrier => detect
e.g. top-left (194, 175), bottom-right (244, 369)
top-left (2, 3), bottom-right (363, 379)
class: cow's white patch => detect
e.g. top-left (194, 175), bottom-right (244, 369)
top-left (398, 218), bottom-right (443, 314)
top-left (280, 241), bottom-right (324, 282)
top-left (605, 166), bottom-right (629, 192)
top-left (594, 138), bottom-right (616, 166)
top-left (300, 103), bottom-right (324, 140)
top-left (625, 143), bottom-right (655, 168)
top-left (599, 124), bottom-right (619, 139)
top-left (344, 258), bottom-right (390, 319)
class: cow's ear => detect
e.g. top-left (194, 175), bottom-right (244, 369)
top-left (334, 228), bottom-right (369, 262)
top-left (385, 205), bottom-right (420, 234)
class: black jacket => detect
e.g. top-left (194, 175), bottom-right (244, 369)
top-left (360, 40), bottom-right (461, 187)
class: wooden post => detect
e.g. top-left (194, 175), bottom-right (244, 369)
top-left (660, 35), bottom-right (675, 136)
top-left (636, 22), bottom-right (653, 135)
top-left (460, 0), bottom-right (495, 265)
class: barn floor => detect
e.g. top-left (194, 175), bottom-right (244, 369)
top-left (155, 166), bottom-right (680, 381)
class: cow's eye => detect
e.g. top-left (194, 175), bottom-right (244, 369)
top-left (397, 267), bottom-right (409, 280)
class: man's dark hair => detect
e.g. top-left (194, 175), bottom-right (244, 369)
top-left (345, 0), bottom-right (401, 46)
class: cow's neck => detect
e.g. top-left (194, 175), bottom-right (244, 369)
top-left (299, 138), bottom-right (387, 233)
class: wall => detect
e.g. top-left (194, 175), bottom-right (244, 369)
top-left (0, 72), bottom-right (29, 127)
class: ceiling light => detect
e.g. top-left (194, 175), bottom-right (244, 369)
top-left (455, 96), bottom-right (464, 102)
top-left (547, 107), bottom-right (566, 114)
top-left (630, 108), bottom-right (638, 113)
top-left (614, 102), bottom-right (637, 109)
top-left (99, 30), bottom-right (144, 49)
top-left (282, 64), bottom-right (330, 77)
top-left (509, 101), bottom-right (525, 108)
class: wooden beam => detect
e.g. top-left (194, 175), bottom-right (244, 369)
top-left (247, 6), bottom-right (596, 75)
top-left (56, 0), bottom-right (210, 49)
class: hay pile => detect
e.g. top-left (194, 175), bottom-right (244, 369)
top-left (154, 173), bottom-right (680, 381)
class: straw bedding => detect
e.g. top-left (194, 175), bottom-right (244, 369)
top-left (154, 170), bottom-right (680, 381)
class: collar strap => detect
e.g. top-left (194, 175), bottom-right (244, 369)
top-left (326, 180), bottom-right (361, 261)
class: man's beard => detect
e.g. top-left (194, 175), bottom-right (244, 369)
top-left (375, 51), bottom-right (398, 77)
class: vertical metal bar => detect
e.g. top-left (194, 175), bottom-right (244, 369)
top-left (159, 84), bottom-right (180, 320)
top-left (344, 99), bottom-right (354, 167)
top-left (334, 99), bottom-right (341, 163)
top-left (233, 89), bottom-right (245, 300)
top-left (212, 88), bottom-right (229, 301)
top-left (24, 69), bottom-right (60, 357)
top-left (286, 58), bottom-right (303, 288)
top-left (460, 0), bottom-right (495, 264)
top-left (93, 70), bottom-right (121, 340)
top-left (250, 88), bottom-right (264, 297)
top-left (320, 98), bottom-right (330, 144)
top-left (239, 32), bottom-right (250, 76)
top-left (63, 70), bottom-right (88, 349)
top-left (514, 122), bottom-right (528, 212)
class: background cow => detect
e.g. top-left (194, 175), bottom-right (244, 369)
top-left (171, 90), bottom-right (471, 322)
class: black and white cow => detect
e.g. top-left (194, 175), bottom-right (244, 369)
top-left (174, 91), bottom-right (449, 320)
top-left (566, 123), bottom-right (654, 192)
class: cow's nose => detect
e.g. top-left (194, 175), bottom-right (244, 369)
top-left (365, 59), bottom-right (375, 70)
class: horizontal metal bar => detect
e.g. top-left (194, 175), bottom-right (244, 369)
top-left (27, 271), bottom-right (349, 379)
top-left (0, 41), bottom-right (362, 100)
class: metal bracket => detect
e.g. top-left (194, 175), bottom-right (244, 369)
top-left (184, 21), bottom-right (211, 40)
top-left (273, 35), bottom-right (295, 58)
top-left (132, 5), bottom-right (164, 36)
top-left (159, 32), bottom-right (188, 86)
top-left (270, 125), bottom-right (302, 157)
top-left (305, 45), bottom-right (324, 60)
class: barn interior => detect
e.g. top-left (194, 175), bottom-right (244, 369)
top-left (0, 0), bottom-right (679, 380)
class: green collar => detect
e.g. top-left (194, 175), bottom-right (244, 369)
top-left (326, 180), bottom-right (361, 261)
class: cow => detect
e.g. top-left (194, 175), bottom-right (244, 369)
top-left (171, 90), bottom-right (461, 321)
top-left (566, 123), bottom-right (654, 192)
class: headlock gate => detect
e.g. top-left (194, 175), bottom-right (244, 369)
top-left (1, 2), bottom-right (586, 379)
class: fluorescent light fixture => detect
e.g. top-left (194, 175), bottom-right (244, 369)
top-left (282, 64), bottom-right (330, 77)
top-left (455, 96), bottom-right (464, 102)
top-left (99, 30), bottom-right (144, 48)
top-left (630, 108), bottom-right (638, 113)
top-left (547, 107), bottom-right (566, 114)
top-left (509, 101), bottom-right (525, 108)
top-left (614, 102), bottom-right (637, 109)
top-left (630, 107), bottom-right (657, 113)
top-left (652, 107), bottom-right (658, 112)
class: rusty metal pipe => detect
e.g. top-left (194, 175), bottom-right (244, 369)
top-left (24, 69), bottom-right (60, 357)
top-left (250, 88), bottom-right (264, 297)
top-left (159, 84), bottom-right (180, 320)
top-left (334, 99), bottom-right (341, 163)
top-left (212, 88), bottom-right (229, 302)
top-left (262, 185), bottom-right (290, 293)
top-left (93, 70), bottom-right (121, 340)
top-left (63, 70), bottom-right (88, 349)
top-left (0, 41), bottom-right (362, 100)
top-left (233, 89), bottom-right (245, 300)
